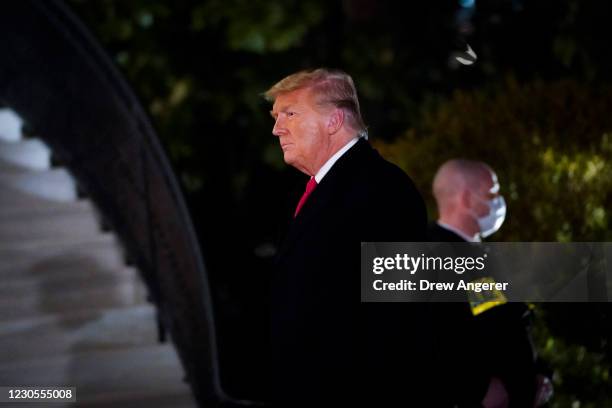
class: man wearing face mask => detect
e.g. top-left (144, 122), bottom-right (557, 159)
top-left (429, 159), bottom-right (506, 243)
top-left (427, 159), bottom-right (544, 408)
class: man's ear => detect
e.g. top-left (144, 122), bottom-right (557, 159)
top-left (327, 108), bottom-right (344, 135)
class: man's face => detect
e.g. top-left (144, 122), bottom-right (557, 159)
top-left (270, 87), bottom-right (330, 175)
top-left (470, 170), bottom-right (500, 217)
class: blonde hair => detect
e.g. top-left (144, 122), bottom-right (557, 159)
top-left (264, 68), bottom-right (367, 137)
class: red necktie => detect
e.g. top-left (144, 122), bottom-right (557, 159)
top-left (294, 177), bottom-right (318, 217)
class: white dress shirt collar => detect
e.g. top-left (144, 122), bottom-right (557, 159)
top-left (436, 221), bottom-right (481, 242)
top-left (314, 137), bottom-right (359, 183)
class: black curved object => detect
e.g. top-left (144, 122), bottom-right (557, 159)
top-left (0, 2), bottom-right (258, 406)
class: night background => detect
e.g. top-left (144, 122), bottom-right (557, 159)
top-left (65, 0), bottom-right (611, 405)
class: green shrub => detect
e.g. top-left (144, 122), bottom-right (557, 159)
top-left (377, 77), bottom-right (612, 242)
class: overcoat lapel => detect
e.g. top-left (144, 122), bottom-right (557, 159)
top-left (276, 139), bottom-right (369, 258)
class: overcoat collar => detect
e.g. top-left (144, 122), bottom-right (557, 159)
top-left (277, 138), bottom-right (371, 257)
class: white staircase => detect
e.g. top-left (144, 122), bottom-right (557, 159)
top-left (0, 109), bottom-right (197, 407)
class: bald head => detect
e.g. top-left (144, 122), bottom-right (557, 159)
top-left (433, 159), bottom-right (499, 237)
top-left (433, 160), bottom-right (492, 207)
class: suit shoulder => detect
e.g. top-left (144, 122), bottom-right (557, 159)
top-left (365, 148), bottom-right (422, 196)
top-left (335, 140), bottom-right (426, 209)
top-left (427, 223), bottom-right (465, 242)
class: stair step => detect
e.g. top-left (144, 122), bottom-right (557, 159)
top-left (0, 233), bottom-right (125, 278)
top-left (0, 265), bottom-right (140, 300)
top-left (0, 183), bottom-right (91, 216)
top-left (0, 344), bottom-right (193, 406)
top-left (0, 108), bottom-right (23, 142)
top-left (0, 157), bottom-right (43, 174)
top-left (81, 390), bottom-right (198, 408)
top-left (0, 206), bottom-right (101, 243)
top-left (0, 167), bottom-right (77, 201)
top-left (0, 138), bottom-right (51, 171)
top-left (0, 305), bottom-right (159, 364)
top-left (6, 391), bottom-right (198, 408)
top-left (0, 274), bottom-right (148, 322)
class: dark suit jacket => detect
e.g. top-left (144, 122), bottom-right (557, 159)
top-left (427, 222), bottom-right (490, 407)
top-left (427, 222), bottom-right (469, 242)
top-left (271, 139), bottom-right (429, 405)
top-left (427, 222), bottom-right (537, 408)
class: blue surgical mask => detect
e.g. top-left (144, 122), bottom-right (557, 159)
top-left (474, 195), bottom-right (506, 238)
